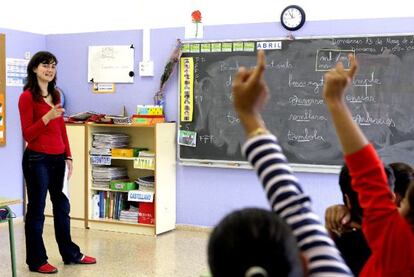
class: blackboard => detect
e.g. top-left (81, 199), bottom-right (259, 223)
top-left (178, 35), bottom-right (414, 168)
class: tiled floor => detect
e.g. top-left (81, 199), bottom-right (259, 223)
top-left (0, 221), bottom-right (210, 277)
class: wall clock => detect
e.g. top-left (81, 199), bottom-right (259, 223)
top-left (280, 5), bottom-right (306, 31)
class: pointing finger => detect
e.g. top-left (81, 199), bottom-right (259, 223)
top-left (336, 61), bottom-right (344, 71)
top-left (347, 54), bottom-right (358, 79)
top-left (234, 67), bottom-right (249, 84)
top-left (250, 50), bottom-right (266, 83)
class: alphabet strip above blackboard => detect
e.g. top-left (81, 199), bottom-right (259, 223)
top-left (179, 35), bottom-right (414, 170)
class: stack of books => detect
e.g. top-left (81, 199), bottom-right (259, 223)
top-left (119, 206), bottom-right (139, 223)
top-left (90, 133), bottom-right (130, 165)
top-left (135, 175), bottom-right (155, 191)
top-left (92, 166), bottom-right (128, 189)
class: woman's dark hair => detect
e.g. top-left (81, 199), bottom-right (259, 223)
top-left (24, 51), bottom-right (59, 104)
top-left (339, 164), bottom-right (395, 224)
top-left (208, 208), bottom-right (303, 277)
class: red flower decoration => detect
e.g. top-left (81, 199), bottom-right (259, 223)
top-left (191, 10), bottom-right (202, 23)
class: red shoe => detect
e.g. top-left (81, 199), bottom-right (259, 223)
top-left (32, 263), bottom-right (58, 274)
top-left (77, 255), bottom-right (96, 264)
top-left (64, 254), bottom-right (97, 265)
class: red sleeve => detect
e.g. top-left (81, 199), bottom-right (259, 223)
top-left (344, 144), bottom-right (398, 252)
top-left (18, 91), bottom-right (47, 143)
top-left (60, 119), bottom-right (72, 158)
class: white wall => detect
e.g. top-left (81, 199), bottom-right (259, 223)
top-left (2, 1), bottom-right (414, 34)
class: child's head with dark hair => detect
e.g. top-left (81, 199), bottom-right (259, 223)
top-left (389, 162), bottom-right (414, 207)
top-left (400, 181), bottom-right (414, 231)
top-left (208, 208), bottom-right (304, 277)
top-left (339, 164), bottom-right (395, 224)
top-left (407, 184), bottom-right (414, 229)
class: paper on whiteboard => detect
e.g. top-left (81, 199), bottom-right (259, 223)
top-left (88, 45), bottom-right (134, 83)
top-left (63, 163), bottom-right (69, 198)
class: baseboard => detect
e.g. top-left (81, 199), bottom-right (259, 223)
top-left (3, 219), bottom-right (214, 234)
top-left (175, 224), bottom-right (212, 233)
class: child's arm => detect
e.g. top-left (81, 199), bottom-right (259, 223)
top-left (323, 56), bottom-right (397, 251)
top-left (322, 56), bottom-right (368, 155)
top-left (233, 51), bottom-right (352, 276)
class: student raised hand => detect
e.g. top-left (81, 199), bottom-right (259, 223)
top-left (214, 50), bottom-right (354, 277)
top-left (323, 54), bottom-right (358, 105)
top-left (323, 55), bottom-right (368, 155)
top-left (232, 50), bottom-right (269, 135)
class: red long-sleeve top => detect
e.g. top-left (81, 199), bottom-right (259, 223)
top-left (18, 89), bottom-right (71, 157)
top-left (345, 144), bottom-right (414, 276)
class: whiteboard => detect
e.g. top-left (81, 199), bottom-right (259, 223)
top-left (88, 45), bottom-right (134, 83)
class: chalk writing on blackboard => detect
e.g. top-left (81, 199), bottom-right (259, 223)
top-left (315, 49), bottom-right (355, 71)
top-left (179, 35), bottom-right (414, 168)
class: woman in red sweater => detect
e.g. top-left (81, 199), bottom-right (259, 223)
top-left (323, 55), bottom-right (414, 276)
top-left (18, 51), bottom-right (96, 274)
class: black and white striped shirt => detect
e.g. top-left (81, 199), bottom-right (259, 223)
top-left (243, 134), bottom-right (353, 276)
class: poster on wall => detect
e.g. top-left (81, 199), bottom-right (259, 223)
top-left (180, 57), bottom-right (194, 122)
top-left (0, 94), bottom-right (4, 145)
top-left (92, 83), bottom-right (115, 93)
top-left (6, 58), bottom-right (28, 86)
top-left (0, 34), bottom-right (5, 146)
top-left (88, 45), bottom-right (135, 83)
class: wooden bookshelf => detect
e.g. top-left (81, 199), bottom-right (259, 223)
top-left (86, 123), bottom-right (176, 236)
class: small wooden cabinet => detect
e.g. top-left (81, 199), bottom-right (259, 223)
top-left (85, 123), bottom-right (176, 235)
top-left (44, 124), bottom-right (87, 228)
top-left (43, 123), bottom-right (176, 235)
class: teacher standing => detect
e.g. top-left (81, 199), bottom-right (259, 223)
top-left (18, 51), bottom-right (96, 274)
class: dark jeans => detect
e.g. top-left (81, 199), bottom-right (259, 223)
top-left (23, 149), bottom-right (82, 270)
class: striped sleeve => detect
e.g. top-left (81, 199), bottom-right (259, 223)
top-left (242, 134), bottom-right (353, 277)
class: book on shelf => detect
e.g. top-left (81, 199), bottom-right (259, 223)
top-left (119, 208), bottom-right (138, 223)
top-left (105, 192), bottom-right (110, 219)
top-left (92, 133), bottom-right (130, 148)
top-left (90, 147), bottom-right (111, 156)
top-left (99, 191), bottom-right (105, 218)
top-left (108, 194), bottom-right (114, 219)
top-left (138, 202), bottom-right (155, 225)
top-left (92, 194), bottom-right (100, 219)
top-left (94, 191), bottom-right (134, 221)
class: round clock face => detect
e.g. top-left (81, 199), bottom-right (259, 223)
top-left (281, 5), bottom-right (306, 31)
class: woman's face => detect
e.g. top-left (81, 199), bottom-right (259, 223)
top-left (34, 62), bottom-right (56, 83)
